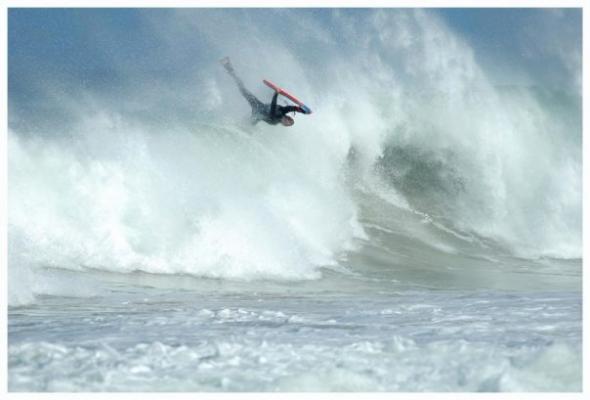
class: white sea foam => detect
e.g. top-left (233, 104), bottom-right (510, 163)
top-left (8, 289), bottom-right (582, 392)
top-left (7, 9), bottom-right (581, 306)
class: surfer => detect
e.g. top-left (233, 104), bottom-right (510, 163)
top-left (220, 57), bottom-right (306, 127)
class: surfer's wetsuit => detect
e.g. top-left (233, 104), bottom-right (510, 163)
top-left (222, 60), bottom-right (303, 125)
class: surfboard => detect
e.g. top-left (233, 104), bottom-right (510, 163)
top-left (263, 79), bottom-right (312, 114)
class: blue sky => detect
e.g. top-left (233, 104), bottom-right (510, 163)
top-left (9, 8), bottom-right (581, 85)
top-left (437, 8), bottom-right (581, 86)
top-left (8, 8), bottom-right (581, 131)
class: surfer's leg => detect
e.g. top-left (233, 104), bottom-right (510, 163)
top-left (237, 84), bottom-right (262, 110)
top-left (222, 61), bottom-right (264, 113)
top-left (233, 78), bottom-right (264, 112)
top-left (237, 84), bottom-right (266, 118)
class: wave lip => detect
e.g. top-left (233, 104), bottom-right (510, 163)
top-left (7, 120), bottom-right (361, 298)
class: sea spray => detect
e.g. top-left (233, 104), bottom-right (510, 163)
top-left (8, 9), bottom-right (581, 306)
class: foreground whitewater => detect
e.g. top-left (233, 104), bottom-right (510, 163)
top-left (8, 190), bottom-right (582, 391)
top-left (8, 282), bottom-right (581, 391)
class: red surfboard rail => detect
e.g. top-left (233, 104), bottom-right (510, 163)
top-left (263, 79), bottom-right (312, 114)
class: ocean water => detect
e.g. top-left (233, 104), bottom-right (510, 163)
top-left (7, 8), bottom-right (582, 392)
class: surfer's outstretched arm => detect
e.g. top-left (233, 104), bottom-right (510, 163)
top-left (281, 105), bottom-right (304, 114)
top-left (269, 91), bottom-right (279, 115)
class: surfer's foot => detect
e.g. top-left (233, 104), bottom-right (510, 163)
top-left (220, 57), bottom-right (233, 72)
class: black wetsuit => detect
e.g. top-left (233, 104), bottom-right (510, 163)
top-left (224, 61), bottom-right (302, 125)
top-left (244, 90), bottom-right (301, 125)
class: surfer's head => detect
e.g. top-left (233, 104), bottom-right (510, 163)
top-left (281, 116), bottom-right (294, 127)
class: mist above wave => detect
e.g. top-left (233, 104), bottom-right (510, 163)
top-left (8, 9), bottom-right (581, 305)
